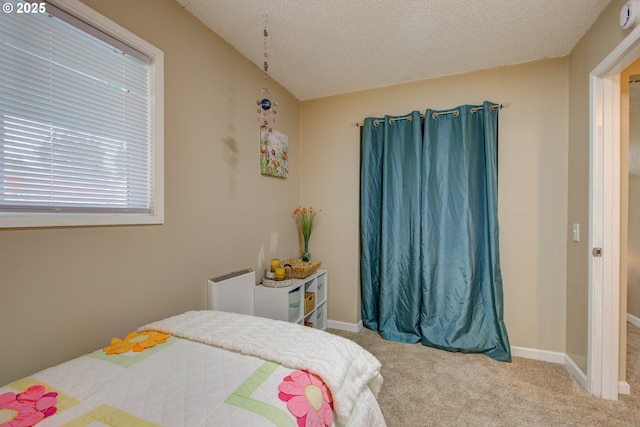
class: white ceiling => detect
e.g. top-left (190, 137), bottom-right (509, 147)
top-left (176, 0), bottom-right (612, 100)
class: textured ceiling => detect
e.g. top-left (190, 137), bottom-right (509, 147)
top-left (176, 0), bottom-right (612, 100)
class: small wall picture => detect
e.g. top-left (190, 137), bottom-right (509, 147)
top-left (260, 127), bottom-right (288, 178)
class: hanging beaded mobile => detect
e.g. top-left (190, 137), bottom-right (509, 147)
top-left (257, 13), bottom-right (277, 128)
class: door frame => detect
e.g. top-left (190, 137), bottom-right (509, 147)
top-left (589, 24), bottom-right (640, 399)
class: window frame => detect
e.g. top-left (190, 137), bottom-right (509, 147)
top-left (0, 0), bottom-right (164, 228)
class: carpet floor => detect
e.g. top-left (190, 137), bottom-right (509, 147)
top-left (329, 322), bottom-right (640, 426)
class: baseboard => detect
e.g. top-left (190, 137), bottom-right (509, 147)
top-left (511, 351), bottom-right (589, 396)
top-left (628, 312), bottom-right (640, 328)
top-left (619, 381), bottom-right (630, 395)
top-left (327, 319), bottom-right (363, 333)
top-left (563, 354), bottom-right (629, 395)
top-left (511, 346), bottom-right (565, 364)
top-left (564, 354), bottom-right (589, 392)
top-left (323, 328), bottom-right (630, 395)
top-left (327, 332), bottom-right (565, 364)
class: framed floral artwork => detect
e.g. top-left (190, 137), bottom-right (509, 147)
top-left (260, 127), bottom-right (288, 178)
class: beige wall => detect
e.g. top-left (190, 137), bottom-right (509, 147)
top-left (618, 58), bottom-right (640, 380)
top-left (300, 58), bottom-right (570, 352)
top-left (629, 79), bottom-right (640, 320)
top-left (566, 0), bottom-right (633, 374)
top-left (629, 173), bottom-right (640, 318)
top-left (0, 0), bottom-right (301, 385)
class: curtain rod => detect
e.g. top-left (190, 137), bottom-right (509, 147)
top-left (354, 103), bottom-right (505, 127)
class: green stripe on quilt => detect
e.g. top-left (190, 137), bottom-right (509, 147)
top-left (61, 403), bottom-right (162, 427)
top-left (225, 361), bottom-right (295, 427)
top-left (84, 336), bottom-right (179, 368)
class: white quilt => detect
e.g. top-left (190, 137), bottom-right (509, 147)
top-left (1, 311), bottom-right (386, 427)
top-left (140, 310), bottom-right (384, 426)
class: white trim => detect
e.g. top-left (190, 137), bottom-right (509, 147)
top-left (565, 354), bottom-right (589, 391)
top-left (326, 331), bottom-right (628, 396)
top-left (566, 356), bottom-right (629, 396)
top-left (588, 71), bottom-right (604, 396)
top-left (327, 319), bottom-right (363, 333)
top-left (510, 346), bottom-right (565, 364)
top-left (589, 22), bottom-right (640, 400)
top-left (327, 330), bottom-right (568, 367)
top-left (619, 381), bottom-right (631, 395)
top-left (628, 313), bottom-right (640, 328)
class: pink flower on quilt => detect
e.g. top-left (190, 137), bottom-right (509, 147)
top-left (0, 385), bottom-right (57, 427)
top-left (278, 370), bottom-right (333, 427)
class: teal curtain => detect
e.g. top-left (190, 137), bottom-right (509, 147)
top-left (360, 101), bottom-right (511, 362)
top-left (361, 111), bottom-right (423, 342)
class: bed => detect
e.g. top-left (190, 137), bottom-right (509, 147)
top-left (0, 310), bottom-right (386, 427)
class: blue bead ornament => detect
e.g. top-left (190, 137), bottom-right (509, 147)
top-left (257, 16), bottom-right (278, 127)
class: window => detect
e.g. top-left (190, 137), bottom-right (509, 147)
top-left (0, 0), bottom-right (164, 228)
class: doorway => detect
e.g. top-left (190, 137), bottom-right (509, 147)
top-left (589, 26), bottom-right (640, 399)
top-left (629, 75), bottom-right (640, 332)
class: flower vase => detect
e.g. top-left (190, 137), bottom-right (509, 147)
top-left (301, 237), bottom-right (310, 262)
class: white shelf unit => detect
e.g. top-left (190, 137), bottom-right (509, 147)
top-left (254, 269), bottom-right (327, 330)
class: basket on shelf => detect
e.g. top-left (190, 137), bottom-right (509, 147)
top-left (304, 291), bottom-right (315, 315)
top-left (282, 259), bottom-right (322, 279)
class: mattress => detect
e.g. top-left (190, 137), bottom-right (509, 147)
top-left (0, 310), bottom-right (386, 427)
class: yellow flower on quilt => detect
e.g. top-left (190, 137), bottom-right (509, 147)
top-left (103, 330), bottom-right (171, 355)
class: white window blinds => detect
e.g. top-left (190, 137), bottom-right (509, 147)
top-left (0, 0), bottom-right (155, 217)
